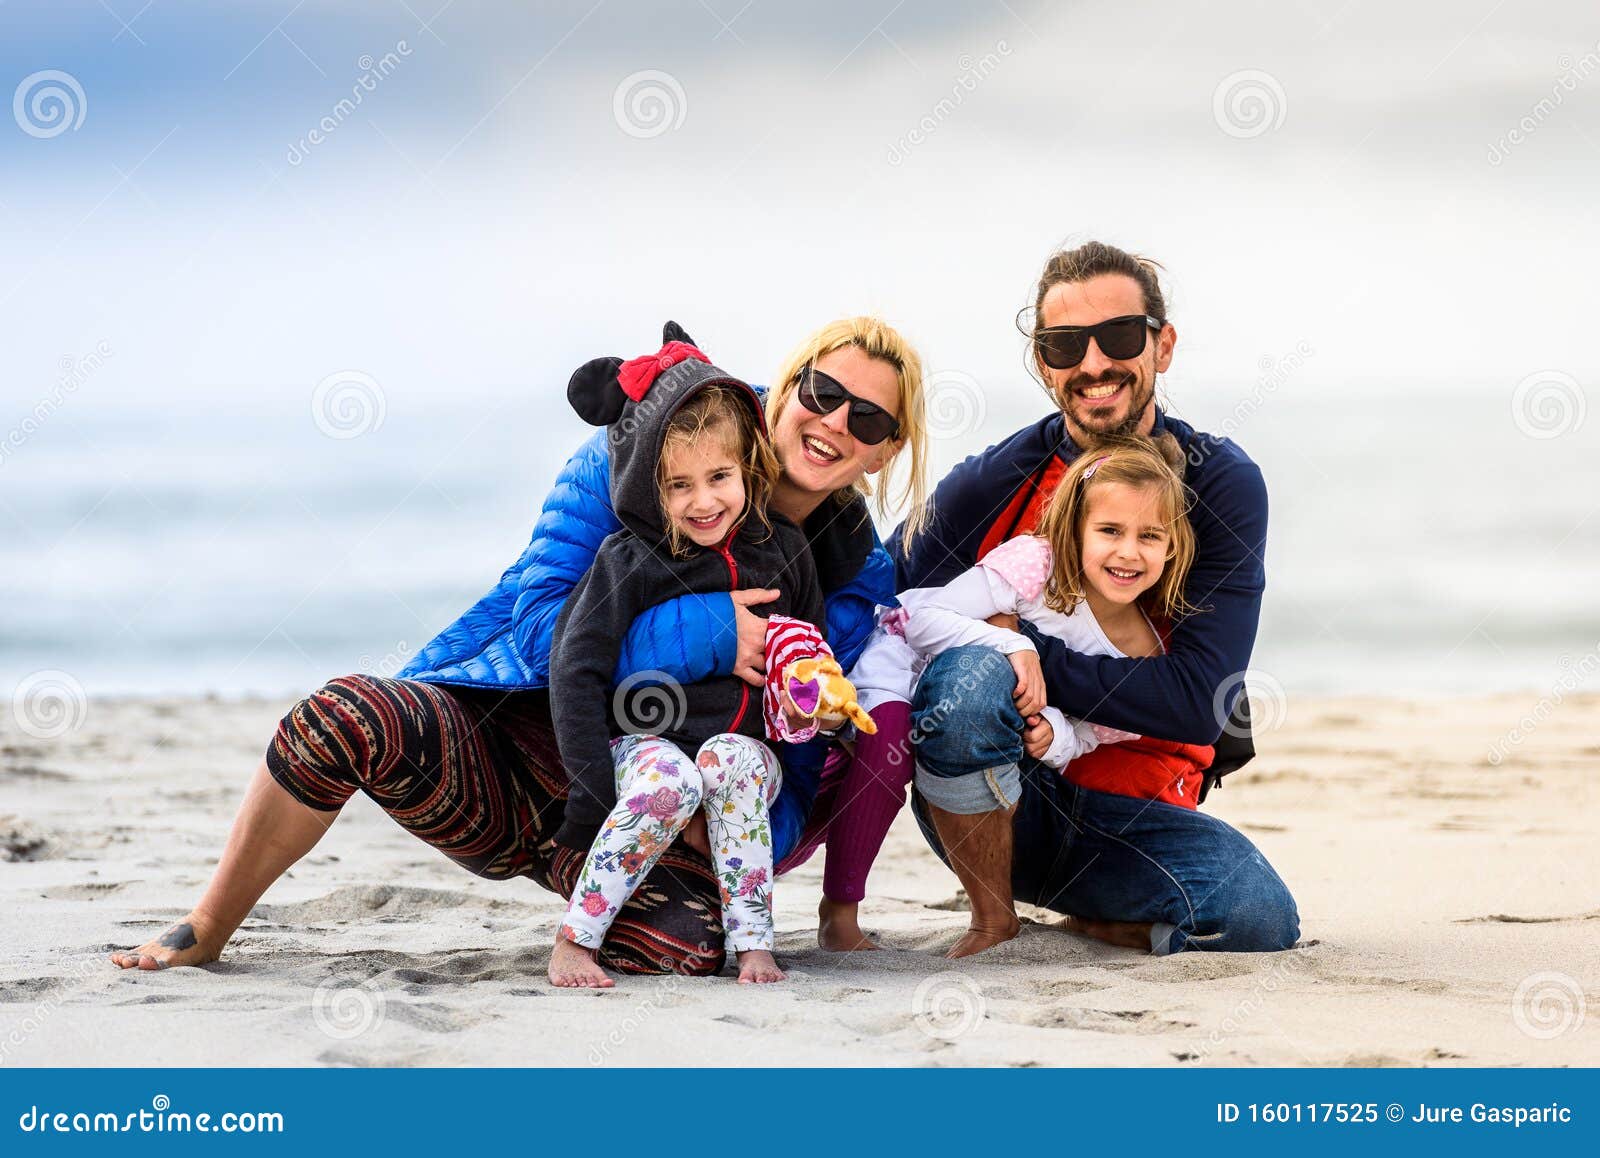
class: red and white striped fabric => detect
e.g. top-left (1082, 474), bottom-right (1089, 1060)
top-left (762, 615), bottom-right (833, 742)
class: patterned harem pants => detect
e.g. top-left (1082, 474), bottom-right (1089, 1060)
top-left (264, 674), bottom-right (727, 975)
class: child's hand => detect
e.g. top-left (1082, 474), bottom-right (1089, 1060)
top-left (1022, 713), bottom-right (1055, 760)
top-left (1008, 649), bottom-right (1046, 718)
top-left (781, 694), bottom-right (814, 733)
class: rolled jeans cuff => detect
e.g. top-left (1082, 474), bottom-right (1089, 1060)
top-left (1150, 921), bottom-right (1183, 956)
top-left (913, 760), bottom-right (1020, 815)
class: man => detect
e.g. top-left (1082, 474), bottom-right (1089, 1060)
top-left (888, 241), bottom-right (1299, 959)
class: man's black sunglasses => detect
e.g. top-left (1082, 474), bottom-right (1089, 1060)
top-left (1034, 314), bottom-right (1164, 370)
top-left (794, 366), bottom-right (900, 446)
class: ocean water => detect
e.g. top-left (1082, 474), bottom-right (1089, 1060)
top-left (0, 386), bottom-right (1594, 701)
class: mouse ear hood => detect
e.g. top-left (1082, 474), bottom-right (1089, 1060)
top-left (569, 323), bottom-right (762, 547)
top-left (566, 356), bottom-right (627, 426)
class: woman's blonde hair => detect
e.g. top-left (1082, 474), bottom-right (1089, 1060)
top-left (657, 385), bottom-right (781, 558)
top-left (1033, 432), bottom-right (1199, 622)
top-left (765, 316), bottom-right (930, 546)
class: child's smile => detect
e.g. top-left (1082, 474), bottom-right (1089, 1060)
top-left (662, 438), bottom-right (745, 547)
top-left (1080, 481), bottom-right (1170, 606)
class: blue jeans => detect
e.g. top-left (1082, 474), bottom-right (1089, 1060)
top-left (910, 645), bottom-right (1300, 955)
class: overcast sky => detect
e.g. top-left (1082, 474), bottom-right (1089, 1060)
top-left (3, 0), bottom-right (1596, 432)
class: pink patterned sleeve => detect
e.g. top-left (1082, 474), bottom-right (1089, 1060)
top-left (762, 615), bottom-right (833, 742)
top-left (976, 535), bottom-right (1053, 605)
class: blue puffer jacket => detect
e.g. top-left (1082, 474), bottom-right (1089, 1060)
top-left (401, 430), bottom-right (893, 689)
top-left (399, 420), bottom-right (897, 858)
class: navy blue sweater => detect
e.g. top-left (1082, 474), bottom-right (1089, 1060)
top-left (887, 409), bottom-right (1268, 746)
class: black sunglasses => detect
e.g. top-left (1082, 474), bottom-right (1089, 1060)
top-left (1034, 314), bottom-right (1164, 370)
top-left (794, 366), bottom-right (901, 446)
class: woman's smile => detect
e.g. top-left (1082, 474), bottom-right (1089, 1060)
top-left (800, 432), bottom-right (844, 465)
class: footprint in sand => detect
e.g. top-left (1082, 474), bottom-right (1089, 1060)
top-left (1017, 1004), bottom-right (1197, 1034)
top-left (251, 884), bottom-right (520, 923)
top-left (1454, 909), bottom-right (1600, 924)
top-left (0, 816), bottom-right (55, 862)
top-left (0, 764), bottom-right (70, 782)
top-left (42, 880), bottom-right (132, 901)
top-left (1127, 955), bottom-right (1263, 983)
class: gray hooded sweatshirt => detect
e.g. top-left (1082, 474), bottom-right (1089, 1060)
top-left (549, 324), bottom-right (826, 850)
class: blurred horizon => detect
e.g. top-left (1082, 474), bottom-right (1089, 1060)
top-left (3, 0), bottom-right (1597, 704)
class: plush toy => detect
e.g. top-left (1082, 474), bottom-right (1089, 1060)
top-left (782, 655), bottom-right (877, 735)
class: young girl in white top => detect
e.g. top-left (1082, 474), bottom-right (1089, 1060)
top-left (851, 432), bottom-right (1199, 772)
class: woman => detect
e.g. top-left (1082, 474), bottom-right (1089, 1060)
top-left (110, 317), bottom-right (929, 976)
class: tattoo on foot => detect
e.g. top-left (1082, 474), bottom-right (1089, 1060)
top-left (158, 923), bottom-right (198, 951)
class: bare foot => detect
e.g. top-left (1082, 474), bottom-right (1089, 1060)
top-left (111, 914), bottom-right (225, 971)
top-left (817, 897), bottom-right (880, 951)
top-left (736, 949), bottom-right (786, 983)
top-left (548, 937), bottom-right (615, 988)
top-left (945, 913), bottom-right (1021, 959)
top-left (1058, 914), bottom-right (1153, 951)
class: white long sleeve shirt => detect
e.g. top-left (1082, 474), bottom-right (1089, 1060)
top-left (849, 536), bottom-right (1150, 768)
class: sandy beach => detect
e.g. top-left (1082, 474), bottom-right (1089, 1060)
top-left (2, 691), bottom-right (1596, 1068)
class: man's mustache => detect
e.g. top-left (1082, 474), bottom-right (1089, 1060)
top-left (1063, 371), bottom-right (1134, 393)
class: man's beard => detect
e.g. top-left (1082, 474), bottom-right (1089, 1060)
top-left (1060, 370), bottom-right (1155, 439)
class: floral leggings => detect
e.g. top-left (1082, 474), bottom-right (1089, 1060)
top-left (560, 733), bottom-right (783, 954)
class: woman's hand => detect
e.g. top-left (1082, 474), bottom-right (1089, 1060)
top-left (731, 588), bottom-right (780, 686)
top-left (1008, 649), bottom-right (1046, 718)
top-left (1022, 713), bottom-right (1055, 760)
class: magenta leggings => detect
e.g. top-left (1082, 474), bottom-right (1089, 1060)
top-left (777, 701), bottom-right (914, 903)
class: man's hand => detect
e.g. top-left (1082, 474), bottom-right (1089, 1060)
top-left (1022, 713), bottom-right (1054, 760)
top-left (730, 588), bottom-right (780, 686)
top-left (1008, 649), bottom-right (1046, 718)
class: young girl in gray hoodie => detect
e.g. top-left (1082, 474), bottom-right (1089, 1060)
top-left (548, 324), bottom-right (840, 988)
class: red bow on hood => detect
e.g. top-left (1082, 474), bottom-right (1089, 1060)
top-left (617, 341), bottom-right (710, 402)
